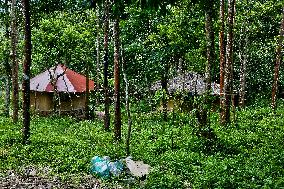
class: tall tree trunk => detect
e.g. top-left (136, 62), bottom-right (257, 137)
top-left (85, 61), bottom-right (90, 119)
top-left (199, 1), bottom-right (215, 129)
top-left (4, 77), bottom-right (10, 118)
top-left (239, 51), bottom-right (247, 108)
top-left (239, 26), bottom-right (248, 108)
top-left (113, 16), bottom-right (122, 140)
top-left (4, 0), bottom-right (10, 118)
top-left (223, 0), bottom-right (236, 125)
top-left (272, 7), bottom-right (284, 111)
top-left (11, 0), bottom-right (19, 123)
top-left (122, 47), bottom-right (132, 156)
top-left (103, 0), bottom-right (110, 131)
top-left (205, 2), bottom-right (215, 92)
top-left (219, 0), bottom-right (226, 125)
top-left (22, 0), bottom-right (32, 144)
top-left (238, 0), bottom-right (249, 108)
top-left (161, 63), bottom-right (169, 121)
top-left (96, 4), bottom-right (101, 105)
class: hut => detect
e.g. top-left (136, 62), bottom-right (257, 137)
top-left (30, 64), bottom-right (95, 116)
top-left (151, 72), bottom-right (220, 111)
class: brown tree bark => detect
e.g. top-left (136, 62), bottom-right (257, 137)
top-left (239, 25), bottom-right (248, 108)
top-left (4, 0), bottom-right (11, 118)
top-left (11, 0), bottom-right (19, 123)
top-left (205, 2), bottom-right (215, 92)
top-left (113, 16), bottom-right (122, 140)
top-left (22, 0), bottom-right (32, 144)
top-left (238, 1), bottom-right (249, 108)
top-left (96, 4), bottom-right (101, 105)
top-left (198, 1), bottom-right (215, 129)
top-left (161, 67), bottom-right (168, 122)
top-left (4, 77), bottom-right (10, 118)
top-left (122, 46), bottom-right (132, 155)
top-left (223, 0), bottom-right (236, 125)
top-left (85, 61), bottom-right (90, 119)
top-left (219, 0), bottom-right (226, 125)
top-left (272, 7), bottom-right (284, 111)
top-left (239, 50), bottom-right (247, 108)
top-left (103, 0), bottom-right (110, 131)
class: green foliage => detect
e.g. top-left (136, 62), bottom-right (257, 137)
top-left (2, 103), bottom-right (284, 188)
top-left (1, 0), bottom-right (284, 186)
top-left (0, 116), bottom-right (125, 174)
top-left (234, 0), bottom-right (283, 99)
top-left (31, 10), bottom-right (97, 75)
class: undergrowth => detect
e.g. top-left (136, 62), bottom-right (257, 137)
top-left (1, 103), bottom-right (284, 188)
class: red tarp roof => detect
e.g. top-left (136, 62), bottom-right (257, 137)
top-left (30, 64), bottom-right (95, 93)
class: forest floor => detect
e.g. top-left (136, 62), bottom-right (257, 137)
top-left (1, 100), bottom-right (284, 188)
top-left (0, 167), bottom-right (100, 189)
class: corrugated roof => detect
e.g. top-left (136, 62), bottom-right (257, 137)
top-left (151, 72), bottom-right (220, 95)
top-left (30, 64), bottom-right (95, 93)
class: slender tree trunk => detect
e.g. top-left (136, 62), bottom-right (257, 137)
top-left (239, 31), bottom-right (248, 108)
top-left (22, 0), bottom-right (32, 144)
top-left (272, 7), bottom-right (284, 111)
top-left (122, 47), bottom-right (132, 156)
top-left (238, 1), bottom-right (249, 108)
top-left (200, 1), bottom-right (215, 129)
top-left (85, 61), bottom-right (90, 119)
top-left (223, 0), bottom-right (236, 125)
top-left (96, 4), bottom-right (101, 105)
top-left (0, 82), bottom-right (2, 97)
top-left (11, 0), bottom-right (19, 123)
top-left (205, 3), bottom-right (215, 92)
top-left (219, 0), bottom-right (226, 125)
top-left (239, 52), bottom-right (247, 108)
top-left (103, 0), bottom-right (110, 131)
top-left (161, 63), bottom-right (169, 121)
top-left (113, 17), bottom-right (122, 140)
top-left (4, 77), bottom-right (10, 118)
top-left (4, 0), bottom-right (10, 118)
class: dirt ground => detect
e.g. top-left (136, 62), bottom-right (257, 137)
top-left (0, 168), bottom-right (101, 189)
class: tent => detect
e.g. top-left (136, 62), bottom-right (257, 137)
top-left (30, 64), bottom-right (95, 116)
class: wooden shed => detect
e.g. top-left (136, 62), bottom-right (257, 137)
top-left (30, 64), bottom-right (95, 116)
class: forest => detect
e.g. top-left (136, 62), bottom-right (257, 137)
top-left (0, 0), bottom-right (284, 188)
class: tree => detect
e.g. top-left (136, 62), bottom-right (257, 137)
top-left (161, 62), bottom-right (169, 121)
top-left (219, 0), bottom-right (226, 124)
top-left (204, 1), bottom-right (215, 92)
top-left (89, 0), bottom-right (102, 106)
top-left (11, 0), bottom-right (19, 122)
top-left (238, 14), bottom-right (249, 108)
top-left (3, 0), bottom-right (11, 118)
top-left (113, 16), bottom-right (122, 140)
top-left (96, 3), bottom-right (101, 105)
top-left (272, 7), bottom-right (284, 111)
top-left (196, 0), bottom-right (216, 130)
top-left (103, 0), bottom-right (110, 131)
top-left (122, 46), bottom-right (132, 155)
top-left (112, 0), bottom-right (134, 140)
top-left (238, 29), bottom-right (248, 108)
top-left (223, 0), bottom-right (236, 125)
top-left (31, 11), bottom-right (97, 74)
top-left (22, 0), bottom-right (32, 144)
top-left (85, 58), bottom-right (90, 119)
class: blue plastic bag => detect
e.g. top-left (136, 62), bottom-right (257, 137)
top-left (90, 156), bottom-right (111, 178)
top-left (109, 160), bottom-right (124, 176)
top-left (90, 156), bottom-right (124, 178)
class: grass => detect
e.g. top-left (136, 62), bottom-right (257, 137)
top-left (1, 101), bottom-right (284, 188)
